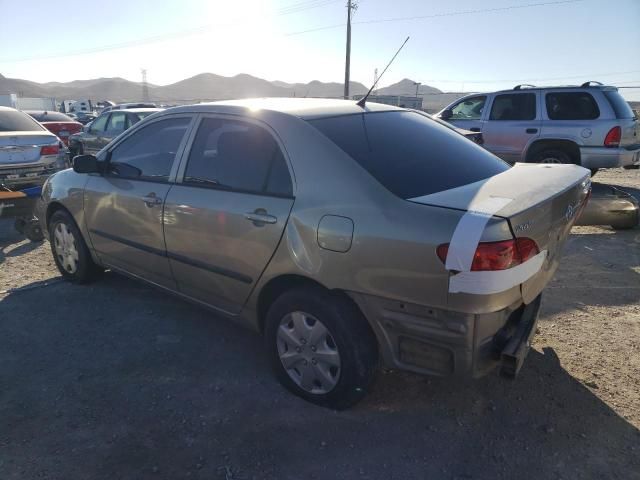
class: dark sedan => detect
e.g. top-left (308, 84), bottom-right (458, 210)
top-left (68, 108), bottom-right (162, 156)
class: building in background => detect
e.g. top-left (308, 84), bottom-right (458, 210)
top-left (352, 94), bottom-right (423, 110)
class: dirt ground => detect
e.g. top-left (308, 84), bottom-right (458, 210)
top-left (1, 168), bottom-right (639, 480)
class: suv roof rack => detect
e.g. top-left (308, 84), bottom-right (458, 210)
top-left (580, 81), bottom-right (604, 87)
top-left (513, 84), bottom-right (536, 90)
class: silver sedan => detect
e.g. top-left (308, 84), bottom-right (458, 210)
top-left (37, 99), bottom-right (590, 409)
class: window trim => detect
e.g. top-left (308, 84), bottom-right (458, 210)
top-left (544, 91), bottom-right (600, 121)
top-left (449, 95), bottom-right (487, 121)
top-left (103, 114), bottom-right (197, 184)
top-left (173, 113), bottom-right (296, 199)
top-left (488, 92), bottom-right (538, 121)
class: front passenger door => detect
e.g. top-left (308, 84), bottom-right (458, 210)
top-left (84, 115), bottom-right (194, 288)
top-left (84, 113), bottom-right (109, 154)
top-left (102, 111), bottom-right (128, 149)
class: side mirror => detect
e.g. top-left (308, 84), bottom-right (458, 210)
top-left (440, 109), bottom-right (453, 120)
top-left (73, 154), bottom-right (100, 174)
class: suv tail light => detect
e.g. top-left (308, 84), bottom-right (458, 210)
top-left (437, 238), bottom-right (540, 272)
top-left (604, 126), bottom-right (621, 148)
top-left (40, 144), bottom-right (60, 156)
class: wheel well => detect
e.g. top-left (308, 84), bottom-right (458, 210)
top-left (256, 275), bottom-right (360, 333)
top-left (526, 140), bottom-right (580, 164)
top-left (45, 201), bottom-right (70, 227)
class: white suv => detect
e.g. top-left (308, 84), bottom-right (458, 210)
top-left (437, 83), bottom-right (640, 174)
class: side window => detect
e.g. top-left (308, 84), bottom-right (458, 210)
top-left (545, 92), bottom-right (600, 120)
top-left (106, 112), bottom-right (127, 134)
top-left (451, 96), bottom-right (486, 120)
top-left (108, 117), bottom-right (191, 182)
top-left (89, 114), bottom-right (108, 133)
top-left (184, 117), bottom-right (292, 196)
top-left (489, 93), bottom-right (536, 121)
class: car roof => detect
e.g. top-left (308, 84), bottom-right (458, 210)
top-left (491, 84), bottom-right (618, 95)
top-left (0, 106), bottom-right (19, 112)
top-left (121, 108), bottom-right (163, 113)
top-left (163, 98), bottom-right (402, 119)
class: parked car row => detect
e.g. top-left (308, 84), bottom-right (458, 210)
top-left (37, 98), bottom-right (592, 409)
top-left (437, 82), bottom-right (640, 174)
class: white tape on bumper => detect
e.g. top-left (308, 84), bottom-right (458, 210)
top-left (449, 250), bottom-right (547, 295)
top-left (445, 196), bottom-right (513, 271)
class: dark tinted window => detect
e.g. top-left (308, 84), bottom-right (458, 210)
top-left (308, 111), bottom-right (509, 199)
top-left (184, 117), bottom-right (292, 196)
top-left (130, 111), bottom-right (155, 124)
top-left (0, 110), bottom-right (43, 132)
top-left (108, 117), bottom-right (190, 182)
top-left (489, 93), bottom-right (536, 120)
top-left (28, 111), bottom-right (74, 122)
top-left (545, 92), bottom-right (599, 120)
top-left (603, 90), bottom-right (635, 119)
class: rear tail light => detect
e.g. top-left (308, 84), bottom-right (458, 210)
top-left (604, 126), bottom-right (621, 148)
top-left (40, 144), bottom-right (60, 156)
top-left (437, 238), bottom-right (540, 272)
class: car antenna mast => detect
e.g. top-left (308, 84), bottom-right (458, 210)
top-left (356, 36), bottom-right (410, 108)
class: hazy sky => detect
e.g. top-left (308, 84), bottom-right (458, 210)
top-left (1, 0), bottom-right (639, 99)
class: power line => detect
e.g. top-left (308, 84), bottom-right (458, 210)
top-left (0, 0), bottom-right (342, 64)
top-left (285, 0), bottom-right (584, 35)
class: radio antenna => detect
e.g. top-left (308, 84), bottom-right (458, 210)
top-left (357, 36), bottom-right (409, 108)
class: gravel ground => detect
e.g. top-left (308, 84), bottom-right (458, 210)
top-left (1, 168), bottom-right (639, 480)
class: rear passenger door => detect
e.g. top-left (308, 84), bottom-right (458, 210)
top-left (540, 90), bottom-right (601, 145)
top-left (481, 92), bottom-right (541, 164)
top-left (163, 115), bottom-right (295, 314)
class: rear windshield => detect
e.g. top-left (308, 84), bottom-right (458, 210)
top-left (308, 111), bottom-right (509, 199)
top-left (603, 90), bottom-right (635, 119)
top-left (28, 111), bottom-right (74, 122)
top-left (0, 110), bottom-right (44, 132)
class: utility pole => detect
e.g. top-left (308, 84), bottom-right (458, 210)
top-left (374, 68), bottom-right (379, 96)
top-left (141, 69), bottom-right (149, 102)
top-left (343, 1), bottom-right (357, 99)
top-left (414, 81), bottom-right (421, 97)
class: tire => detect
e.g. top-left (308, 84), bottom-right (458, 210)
top-left (48, 210), bottom-right (102, 283)
top-left (264, 286), bottom-right (378, 410)
top-left (531, 148), bottom-right (575, 165)
top-left (24, 220), bottom-right (44, 242)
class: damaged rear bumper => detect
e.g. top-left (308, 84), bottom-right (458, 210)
top-left (348, 292), bottom-right (541, 379)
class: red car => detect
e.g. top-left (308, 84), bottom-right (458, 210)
top-left (25, 111), bottom-right (83, 146)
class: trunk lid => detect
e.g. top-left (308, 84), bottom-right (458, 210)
top-left (41, 121), bottom-right (83, 144)
top-left (410, 163), bottom-right (591, 303)
top-left (0, 131), bottom-right (58, 165)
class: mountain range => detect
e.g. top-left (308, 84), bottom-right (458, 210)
top-left (0, 73), bottom-right (465, 111)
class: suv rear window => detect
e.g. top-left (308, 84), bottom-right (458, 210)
top-left (307, 111), bottom-right (509, 199)
top-left (545, 92), bottom-right (599, 120)
top-left (0, 110), bottom-right (43, 132)
top-left (603, 90), bottom-right (635, 119)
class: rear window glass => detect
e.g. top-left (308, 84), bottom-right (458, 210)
top-left (307, 111), bottom-right (509, 199)
top-left (0, 110), bottom-right (43, 132)
top-left (603, 90), bottom-right (635, 119)
top-left (489, 93), bottom-right (536, 121)
top-left (545, 92), bottom-right (599, 120)
top-left (28, 111), bottom-right (74, 122)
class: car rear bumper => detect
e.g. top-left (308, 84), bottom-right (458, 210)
top-left (348, 291), bottom-right (541, 378)
top-left (0, 157), bottom-right (68, 189)
top-left (580, 145), bottom-right (640, 169)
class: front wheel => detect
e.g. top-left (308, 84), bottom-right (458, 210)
top-left (48, 210), bottom-right (102, 283)
top-left (264, 287), bottom-right (379, 410)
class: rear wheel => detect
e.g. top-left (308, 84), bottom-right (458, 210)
top-left (264, 287), bottom-right (378, 410)
top-left (532, 148), bottom-right (575, 165)
top-left (48, 210), bottom-right (102, 283)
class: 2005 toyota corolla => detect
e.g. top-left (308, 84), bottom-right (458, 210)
top-left (37, 98), bottom-right (591, 409)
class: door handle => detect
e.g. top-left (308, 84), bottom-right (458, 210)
top-left (142, 193), bottom-right (163, 207)
top-left (526, 128), bottom-right (538, 134)
top-left (245, 209), bottom-right (277, 226)
top-left (470, 127), bottom-right (481, 132)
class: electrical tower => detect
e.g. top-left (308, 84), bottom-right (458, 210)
top-left (141, 69), bottom-right (149, 102)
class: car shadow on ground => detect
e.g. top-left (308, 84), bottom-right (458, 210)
top-left (0, 222), bottom-right (41, 266)
top-left (1, 273), bottom-right (638, 479)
